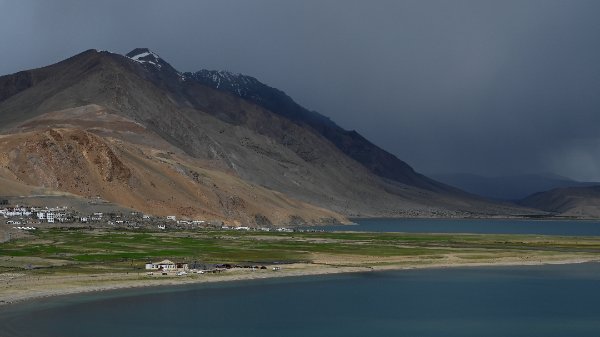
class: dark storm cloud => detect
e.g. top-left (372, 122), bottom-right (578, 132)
top-left (1, 0), bottom-right (600, 180)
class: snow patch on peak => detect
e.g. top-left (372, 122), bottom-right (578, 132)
top-left (130, 51), bottom-right (159, 62)
top-left (125, 48), bottom-right (163, 69)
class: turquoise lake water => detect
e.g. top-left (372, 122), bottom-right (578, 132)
top-left (316, 218), bottom-right (600, 236)
top-left (2, 263), bottom-right (600, 337)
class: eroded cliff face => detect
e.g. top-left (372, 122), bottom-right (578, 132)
top-left (4, 128), bottom-right (131, 190)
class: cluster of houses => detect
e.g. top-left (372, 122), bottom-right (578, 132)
top-left (1, 201), bottom-right (314, 233)
top-left (219, 226), bottom-right (293, 232)
top-left (168, 217), bottom-right (206, 226)
top-left (144, 259), bottom-right (275, 276)
top-left (1, 206), bottom-right (68, 224)
top-left (0, 205), bottom-right (137, 226)
top-left (0, 203), bottom-right (215, 229)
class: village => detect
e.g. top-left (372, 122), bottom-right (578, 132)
top-left (1, 205), bottom-right (205, 229)
top-left (0, 197), bottom-right (309, 242)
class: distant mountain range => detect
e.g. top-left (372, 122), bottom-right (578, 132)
top-left (519, 185), bottom-right (600, 218)
top-left (0, 48), bottom-right (542, 224)
top-left (432, 173), bottom-right (599, 201)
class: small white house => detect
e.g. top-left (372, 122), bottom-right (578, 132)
top-left (145, 259), bottom-right (188, 271)
top-left (166, 216), bottom-right (176, 221)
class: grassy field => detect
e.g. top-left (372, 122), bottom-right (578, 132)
top-left (2, 228), bottom-right (600, 275)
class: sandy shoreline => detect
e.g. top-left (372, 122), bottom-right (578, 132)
top-left (2, 256), bottom-right (599, 308)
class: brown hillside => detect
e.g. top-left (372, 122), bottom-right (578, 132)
top-left (0, 127), bottom-right (342, 225)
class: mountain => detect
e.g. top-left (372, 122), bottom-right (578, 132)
top-left (0, 48), bottom-right (534, 225)
top-left (432, 173), bottom-right (599, 201)
top-left (519, 185), bottom-right (600, 218)
top-left (185, 70), bottom-right (447, 192)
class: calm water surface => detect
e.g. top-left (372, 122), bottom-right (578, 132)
top-left (2, 263), bottom-right (600, 337)
top-left (316, 218), bottom-right (600, 236)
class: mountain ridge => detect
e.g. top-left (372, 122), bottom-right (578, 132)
top-left (0, 48), bottom-right (538, 224)
top-left (185, 69), bottom-right (450, 192)
top-left (519, 185), bottom-right (600, 218)
top-left (432, 172), bottom-right (600, 201)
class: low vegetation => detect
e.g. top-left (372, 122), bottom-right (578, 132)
top-left (2, 229), bottom-right (600, 274)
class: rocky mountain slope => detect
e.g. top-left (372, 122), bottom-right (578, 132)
top-left (186, 70), bottom-right (448, 192)
top-left (519, 185), bottom-right (600, 218)
top-left (0, 48), bottom-right (535, 224)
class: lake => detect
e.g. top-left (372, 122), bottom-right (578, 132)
top-left (1, 263), bottom-right (600, 337)
top-left (315, 218), bottom-right (600, 236)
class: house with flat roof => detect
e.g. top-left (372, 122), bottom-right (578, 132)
top-left (145, 259), bottom-right (188, 271)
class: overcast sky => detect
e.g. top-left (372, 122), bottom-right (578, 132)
top-left (1, 0), bottom-right (600, 180)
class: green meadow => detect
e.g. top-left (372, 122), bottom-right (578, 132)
top-left (2, 228), bottom-right (600, 275)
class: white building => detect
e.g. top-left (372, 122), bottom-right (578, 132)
top-left (145, 259), bottom-right (188, 271)
top-left (35, 210), bottom-right (55, 223)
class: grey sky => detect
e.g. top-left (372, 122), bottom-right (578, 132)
top-left (1, 0), bottom-right (600, 180)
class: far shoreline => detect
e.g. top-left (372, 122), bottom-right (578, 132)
top-left (346, 216), bottom-right (600, 222)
